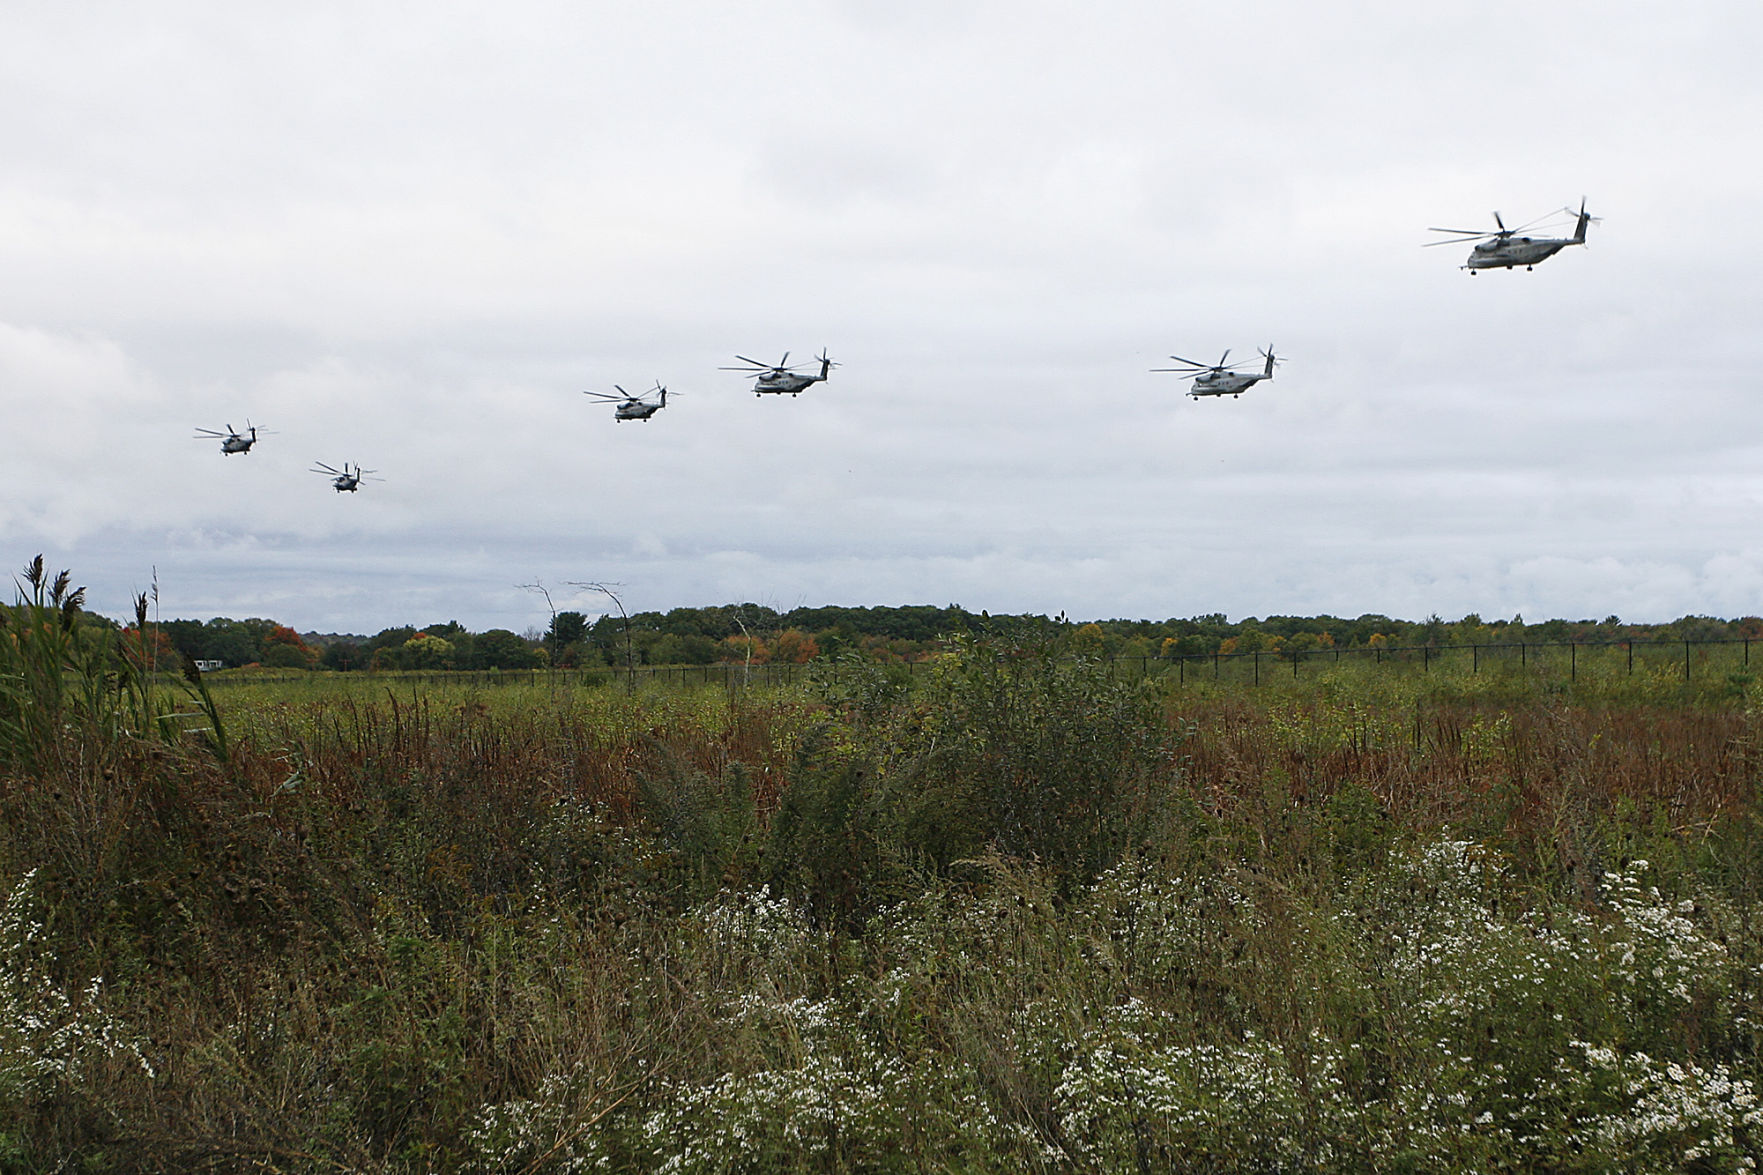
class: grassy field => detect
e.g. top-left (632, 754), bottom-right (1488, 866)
top-left (5, 593), bottom-right (1763, 1171)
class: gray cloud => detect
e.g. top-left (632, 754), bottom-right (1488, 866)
top-left (3, 1), bottom-right (1761, 631)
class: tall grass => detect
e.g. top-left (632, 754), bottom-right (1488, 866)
top-left (3, 582), bottom-right (1763, 1170)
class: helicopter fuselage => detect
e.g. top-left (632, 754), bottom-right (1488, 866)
top-left (614, 401), bottom-right (661, 421)
top-left (754, 373), bottom-right (820, 396)
top-left (1189, 372), bottom-right (1267, 398)
top-left (1465, 237), bottom-right (1574, 270)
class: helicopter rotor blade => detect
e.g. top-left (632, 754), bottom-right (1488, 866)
top-left (1161, 355), bottom-right (1214, 370)
top-left (1492, 211), bottom-right (1505, 232)
top-left (732, 355), bottom-right (770, 368)
top-left (1506, 209), bottom-right (1561, 235)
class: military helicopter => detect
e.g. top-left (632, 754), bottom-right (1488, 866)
top-left (1152, 347), bottom-right (1281, 399)
top-left (583, 382), bottom-right (673, 421)
top-left (194, 422), bottom-right (268, 455)
top-left (1427, 199), bottom-right (1597, 271)
top-left (311, 461), bottom-right (380, 493)
top-left (721, 350), bottom-right (838, 396)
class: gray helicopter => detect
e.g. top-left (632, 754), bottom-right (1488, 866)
top-left (312, 461), bottom-right (380, 493)
top-left (194, 422), bottom-right (266, 455)
top-left (584, 382), bottom-right (673, 421)
top-left (722, 350), bottom-right (838, 396)
top-left (1153, 347), bottom-right (1281, 399)
top-left (1427, 199), bottom-right (1596, 271)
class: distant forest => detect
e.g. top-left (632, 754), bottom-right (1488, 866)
top-left (99, 604), bottom-right (1763, 671)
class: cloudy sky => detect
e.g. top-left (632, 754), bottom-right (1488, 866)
top-left (4, 1), bottom-right (1761, 633)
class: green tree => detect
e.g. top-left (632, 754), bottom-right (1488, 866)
top-left (367, 626), bottom-right (418, 654)
top-left (320, 642), bottom-right (364, 671)
top-left (261, 642), bottom-right (315, 669)
top-left (403, 634), bottom-right (453, 669)
top-left (473, 629), bottom-right (540, 670)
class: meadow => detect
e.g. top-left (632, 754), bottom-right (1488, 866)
top-left (4, 573), bottom-right (1763, 1171)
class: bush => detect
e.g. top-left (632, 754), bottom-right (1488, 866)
top-left (901, 634), bottom-right (1169, 885)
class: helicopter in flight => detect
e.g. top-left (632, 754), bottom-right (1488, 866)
top-left (1153, 347), bottom-right (1282, 399)
top-left (194, 422), bottom-right (267, 455)
top-left (311, 461), bottom-right (380, 493)
top-left (584, 382), bottom-right (673, 421)
top-left (721, 350), bottom-right (838, 396)
top-left (1427, 199), bottom-right (1596, 271)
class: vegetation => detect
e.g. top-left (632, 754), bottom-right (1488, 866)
top-left (142, 600), bottom-right (1763, 672)
top-left (5, 558), bottom-right (1763, 1170)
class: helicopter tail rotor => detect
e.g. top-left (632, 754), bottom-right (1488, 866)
top-left (1570, 197), bottom-right (1598, 243)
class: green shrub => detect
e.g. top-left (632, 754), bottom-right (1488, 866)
top-left (903, 634), bottom-right (1169, 885)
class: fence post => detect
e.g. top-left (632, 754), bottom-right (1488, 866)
top-left (1423, 646), bottom-right (1430, 673)
top-left (1627, 641), bottom-right (1633, 675)
top-left (1472, 644), bottom-right (1478, 673)
top-left (1254, 652), bottom-right (1260, 685)
top-left (1293, 650), bottom-right (1299, 679)
top-left (1685, 640), bottom-right (1691, 681)
top-left (1521, 643), bottom-right (1526, 667)
top-left (1571, 643), bottom-right (1576, 682)
top-left (1213, 652), bottom-right (1219, 679)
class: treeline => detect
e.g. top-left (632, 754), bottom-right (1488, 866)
top-left (117, 604), bottom-right (1763, 671)
top-left (148, 618), bottom-right (544, 672)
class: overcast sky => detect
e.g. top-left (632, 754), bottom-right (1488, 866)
top-left (4, 1), bottom-right (1761, 634)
